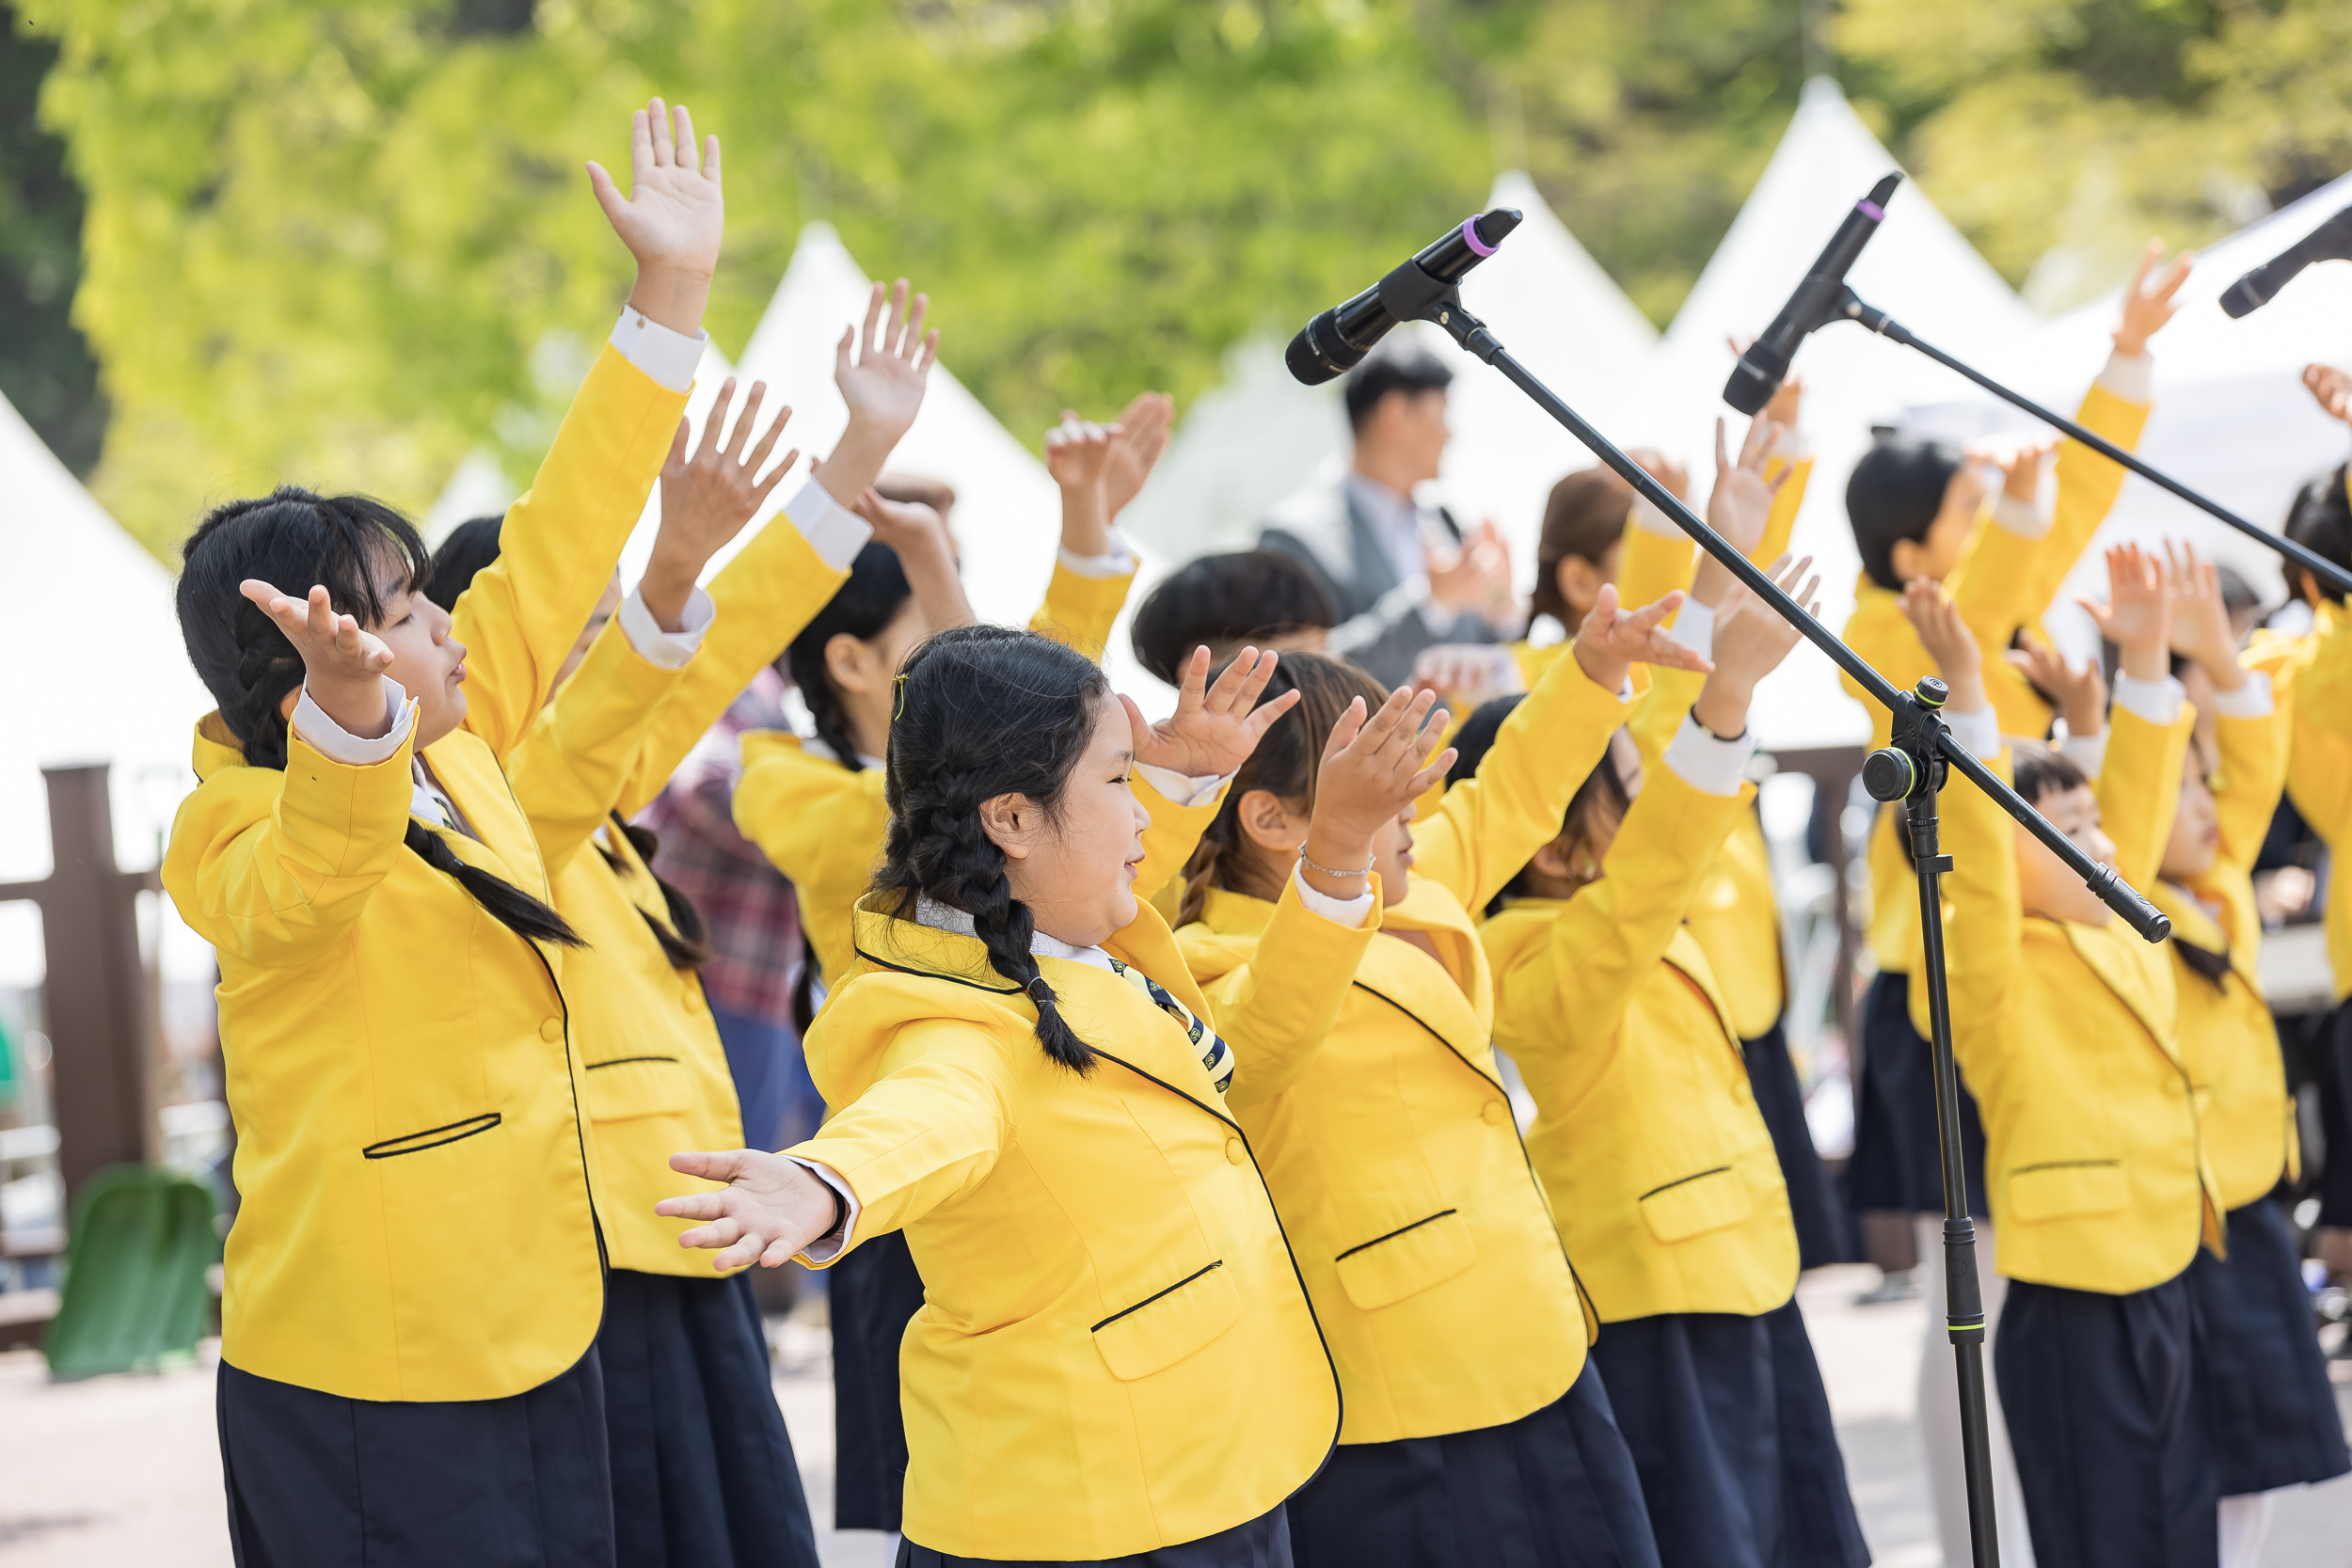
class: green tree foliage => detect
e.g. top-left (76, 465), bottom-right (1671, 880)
top-left (13, 1), bottom-right (2352, 561)
top-left (0, 4), bottom-right (106, 475)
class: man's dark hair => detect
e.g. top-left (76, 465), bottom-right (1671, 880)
top-left (1847, 437), bottom-right (1964, 592)
top-left (1343, 345), bottom-right (1452, 436)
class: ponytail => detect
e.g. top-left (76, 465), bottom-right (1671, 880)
top-left (787, 540), bottom-right (915, 774)
top-left (405, 821), bottom-right (584, 948)
top-left (594, 812), bottom-right (711, 970)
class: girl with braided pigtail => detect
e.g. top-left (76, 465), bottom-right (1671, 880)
top-left (662, 624), bottom-right (1433, 1565)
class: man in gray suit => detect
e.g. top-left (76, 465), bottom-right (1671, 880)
top-left (1257, 344), bottom-right (1517, 688)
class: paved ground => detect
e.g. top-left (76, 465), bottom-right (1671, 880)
top-left (1, 1269), bottom-right (2345, 1565)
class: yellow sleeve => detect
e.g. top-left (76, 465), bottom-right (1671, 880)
top-left (1628, 664), bottom-right (1706, 768)
top-left (1756, 454), bottom-right (1811, 567)
top-left (2212, 699), bottom-right (2289, 877)
top-left (1492, 765), bottom-right (1746, 1069)
top-left (1415, 656), bottom-right (1643, 912)
top-left (1616, 514), bottom-right (1693, 619)
top-left (450, 346), bottom-right (691, 760)
top-left (1842, 589), bottom-right (1931, 752)
top-left (1030, 560), bottom-right (1138, 664)
top-left (162, 720), bottom-right (419, 967)
top-left (787, 1019), bottom-right (1014, 1253)
top-left (1927, 750), bottom-right (2026, 1093)
top-left (2094, 701), bottom-right (2195, 895)
top-left (734, 733), bottom-right (893, 985)
top-left (506, 617), bottom-right (691, 874)
top-left (613, 515), bottom-right (851, 820)
top-left (1217, 879), bottom-right (1383, 1112)
top-left (2024, 381), bottom-right (2152, 620)
top-left (1131, 773), bottom-right (1230, 911)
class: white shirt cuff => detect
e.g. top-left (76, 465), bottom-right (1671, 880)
top-left (785, 476), bottom-right (873, 573)
top-left (1768, 429), bottom-right (1814, 462)
top-left (1629, 494), bottom-right (1682, 539)
top-left (2112, 672), bottom-right (2185, 726)
top-left (291, 678), bottom-right (416, 766)
top-left (780, 1155), bottom-right (860, 1264)
top-left (608, 308), bottom-right (707, 394)
top-left (616, 585), bottom-right (715, 671)
top-left (2097, 348), bottom-right (2153, 405)
top-left (1057, 531), bottom-right (1138, 579)
top-left (1291, 863), bottom-right (1375, 927)
top-left (1942, 705), bottom-right (2003, 761)
top-left (2060, 729), bottom-right (2108, 779)
top-left (1992, 492), bottom-right (2051, 539)
top-left (2208, 670), bottom-right (2273, 719)
top-left (1134, 764), bottom-right (1230, 809)
top-left (1661, 713), bottom-right (1756, 797)
top-left (1669, 598), bottom-right (1717, 662)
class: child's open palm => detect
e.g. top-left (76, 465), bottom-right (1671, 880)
top-left (2079, 543), bottom-right (2169, 663)
top-left (1899, 579), bottom-right (1986, 709)
top-left (1312, 686), bottom-right (1454, 845)
top-left (1104, 392), bottom-right (1175, 518)
top-left (2112, 239), bottom-right (2193, 357)
top-left (1706, 415), bottom-right (1787, 557)
top-left (1710, 555), bottom-right (1819, 686)
top-left (586, 101), bottom-right (723, 282)
top-left (1120, 646), bottom-right (1301, 781)
top-left (836, 280), bottom-right (936, 444)
top-left (241, 580), bottom-right (395, 737)
top-left (654, 379), bottom-right (798, 569)
top-left (2164, 542), bottom-right (2240, 677)
top-left (2008, 630), bottom-right (2106, 738)
top-left (2303, 364), bottom-right (2352, 426)
top-left (1044, 412), bottom-right (1117, 492)
top-left (1571, 584), bottom-right (1710, 694)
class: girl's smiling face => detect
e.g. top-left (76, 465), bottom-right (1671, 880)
top-left (368, 555), bottom-right (469, 747)
top-left (985, 695), bottom-right (1152, 949)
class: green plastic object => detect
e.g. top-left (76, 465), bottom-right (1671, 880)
top-left (43, 1164), bottom-right (219, 1380)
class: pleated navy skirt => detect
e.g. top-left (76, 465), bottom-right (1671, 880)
top-left (598, 1268), bottom-right (819, 1568)
top-left (217, 1346), bottom-right (614, 1568)
top-left (831, 1227), bottom-right (928, 1531)
top-left (1743, 1020), bottom-right (1853, 1269)
top-left (1285, 1360), bottom-right (1661, 1568)
top-left (1845, 970), bottom-right (1988, 1217)
top-left (1586, 1300), bottom-right (1867, 1568)
top-left (2188, 1197), bottom-right (2352, 1496)
top-left (898, 1502), bottom-right (1292, 1567)
top-left (2324, 1004), bottom-right (2352, 1227)
top-left (1995, 1273), bottom-right (2217, 1568)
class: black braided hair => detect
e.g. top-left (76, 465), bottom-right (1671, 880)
top-left (787, 540), bottom-right (914, 774)
top-left (870, 625), bottom-right (1109, 1072)
top-left (177, 485), bottom-right (580, 949)
top-left (596, 812), bottom-right (712, 970)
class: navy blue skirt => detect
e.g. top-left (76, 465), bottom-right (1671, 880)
top-left (1845, 970), bottom-right (1988, 1217)
top-left (1588, 1300), bottom-right (1867, 1568)
top-left (2324, 1004), bottom-right (2352, 1227)
top-left (898, 1502), bottom-right (1292, 1566)
top-left (1285, 1360), bottom-right (1661, 1568)
top-left (1995, 1274), bottom-right (2217, 1568)
top-left (1743, 1020), bottom-right (1853, 1269)
top-left (2188, 1198), bottom-right (2352, 1496)
top-left (598, 1268), bottom-right (819, 1568)
top-left (831, 1227), bottom-right (928, 1531)
top-left (218, 1347), bottom-right (613, 1568)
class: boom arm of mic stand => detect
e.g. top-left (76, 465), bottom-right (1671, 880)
top-left (1834, 288), bottom-right (2352, 603)
top-left (1419, 288), bottom-right (2172, 942)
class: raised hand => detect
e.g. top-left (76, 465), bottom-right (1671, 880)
top-left (1298, 686), bottom-right (1454, 896)
top-left (1626, 446), bottom-right (1691, 503)
top-left (1899, 578), bottom-right (1987, 711)
top-left (1693, 555), bottom-right (1818, 736)
top-left (1104, 391), bottom-right (1175, 519)
top-left (2164, 540), bottom-right (2249, 692)
top-left (2112, 239), bottom-right (2193, 357)
top-left (1571, 583), bottom-right (1710, 694)
top-left (1725, 335), bottom-right (1806, 431)
top-left (241, 579), bottom-right (396, 739)
top-left (1044, 412), bottom-right (1117, 492)
top-left (2303, 364), bottom-right (2352, 426)
top-left (852, 488), bottom-right (975, 633)
top-left (2008, 629), bottom-right (2107, 739)
top-left (1120, 646), bottom-right (1301, 780)
top-left (2079, 542), bottom-right (2169, 680)
top-left (1697, 415), bottom-right (1786, 606)
top-left (657, 1148), bottom-right (842, 1271)
top-left (586, 100), bottom-right (723, 335)
top-left (1983, 433), bottom-right (2058, 504)
top-left (817, 280), bottom-right (939, 507)
top-left (643, 380), bottom-right (799, 630)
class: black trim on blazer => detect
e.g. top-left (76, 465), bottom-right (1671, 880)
top-left (1637, 1166), bottom-right (1733, 1202)
top-left (584, 1054), bottom-right (682, 1070)
top-left (853, 944), bottom-right (1025, 996)
top-left (362, 1113), bottom-right (501, 1160)
top-left (2011, 1158), bottom-right (2122, 1175)
top-left (1090, 1259), bottom-right (1225, 1332)
top-left (1335, 1209), bottom-right (1459, 1262)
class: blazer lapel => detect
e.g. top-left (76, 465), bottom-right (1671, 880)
top-left (1354, 884), bottom-right (1492, 1073)
top-left (2065, 921), bottom-right (2182, 1067)
top-left (420, 732), bottom-right (548, 895)
top-left (1661, 928), bottom-right (1744, 1061)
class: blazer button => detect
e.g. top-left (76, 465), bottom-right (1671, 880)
top-left (1732, 1079), bottom-right (1753, 1104)
top-left (682, 984), bottom-right (703, 1014)
top-left (540, 1017), bottom-right (563, 1042)
top-left (1482, 1101), bottom-right (1508, 1127)
top-left (1225, 1137), bottom-right (1247, 1165)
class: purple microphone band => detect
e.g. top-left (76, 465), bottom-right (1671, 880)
top-left (1460, 216), bottom-right (1496, 257)
top-left (1857, 199), bottom-right (1885, 221)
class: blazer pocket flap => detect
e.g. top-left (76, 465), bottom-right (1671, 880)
top-left (582, 1055), bottom-right (693, 1122)
top-left (1091, 1260), bottom-right (1242, 1382)
top-left (1334, 1209), bottom-right (1478, 1312)
top-left (2007, 1161), bottom-right (2129, 1222)
top-left (1637, 1166), bottom-right (1754, 1244)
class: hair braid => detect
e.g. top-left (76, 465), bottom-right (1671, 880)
top-left (594, 812), bottom-right (711, 970)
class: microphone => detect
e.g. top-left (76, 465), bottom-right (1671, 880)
top-left (1286, 209), bottom-right (1523, 386)
top-left (2220, 203), bottom-right (2352, 318)
top-left (1723, 173), bottom-right (1903, 416)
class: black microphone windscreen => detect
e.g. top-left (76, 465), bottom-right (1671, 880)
top-left (2219, 276), bottom-right (2266, 320)
top-left (1286, 311), bottom-right (1354, 387)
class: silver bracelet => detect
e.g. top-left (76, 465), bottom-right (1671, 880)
top-left (1296, 844), bottom-right (1374, 879)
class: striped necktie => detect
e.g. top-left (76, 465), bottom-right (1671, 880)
top-left (1109, 958), bottom-right (1234, 1096)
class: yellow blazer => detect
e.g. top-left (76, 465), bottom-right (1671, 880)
top-left (161, 345), bottom-right (686, 1401)
top-left (792, 891), bottom-right (1340, 1560)
top-left (2249, 604), bottom-right (2352, 1001)
top-left (1485, 761), bottom-right (1798, 1322)
top-left (1847, 380), bottom-right (2152, 972)
top-left (736, 562), bottom-right (1140, 994)
top-left (1177, 655), bottom-right (1639, 1445)
top-left (1931, 707), bottom-right (2222, 1294)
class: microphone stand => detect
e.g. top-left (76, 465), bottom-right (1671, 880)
top-left (1829, 287), bottom-right (2352, 601)
top-left (1384, 264), bottom-right (2172, 1568)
